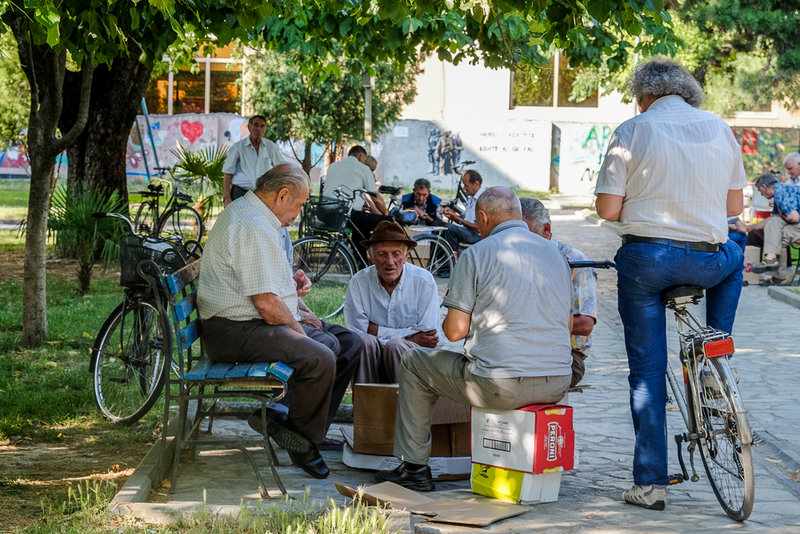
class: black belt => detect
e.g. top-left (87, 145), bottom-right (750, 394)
top-left (621, 235), bottom-right (720, 253)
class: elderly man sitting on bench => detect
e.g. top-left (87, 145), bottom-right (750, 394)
top-left (375, 187), bottom-right (573, 491)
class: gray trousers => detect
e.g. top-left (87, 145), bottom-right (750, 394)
top-left (394, 347), bottom-right (571, 464)
top-left (355, 333), bottom-right (418, 383)
top-left (763, 216), bottom-right (800, 280)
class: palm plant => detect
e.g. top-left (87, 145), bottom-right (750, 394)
top-left (171, 142), bottom-right (229, 224)
top-left (48, 185), bottom-right (125, 294)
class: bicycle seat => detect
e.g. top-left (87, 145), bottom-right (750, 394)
top-left (660, 285), bottom-right (704, 308)
top-left (379, 185), bottom-right (402, 196)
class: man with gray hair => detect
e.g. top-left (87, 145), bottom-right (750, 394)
top-left (376, 187), bottom-right (573, 491)
top-left (783, 152), bottom-right (800, 186)
top-left (595, 57), bottom-right (746, 510)
top-left (520, 198), bottom-right (596, 388)
top-left (198, 163), bottom-right (360, 480)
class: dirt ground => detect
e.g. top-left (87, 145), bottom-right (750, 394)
top-left (0, 250), bottom-right (145, 533)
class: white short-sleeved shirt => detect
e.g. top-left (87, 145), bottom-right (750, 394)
top-left (595, 95), bottom-right (746, 243)
top-left (222, 136), bottom-right (286, 191)
top-left (462, 187), bottom-right (485, 224)
top-left (343, 263), bottom-right (441, 345)
top-left (322, 156), bottom-right (377, 210)
top-left (197, 191), bottom-right (299, 321)
top-left (443, 220), bottom-right (573, 379)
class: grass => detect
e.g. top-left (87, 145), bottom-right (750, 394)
top-left (17, 481), bottom-right (396, 534)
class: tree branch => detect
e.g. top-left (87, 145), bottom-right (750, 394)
top-left (10, 19), bottom-right (40, 128)
top-left (54, 55), bottom-right (94, 153)
top-left (491, 8), bottom-right (519, 70)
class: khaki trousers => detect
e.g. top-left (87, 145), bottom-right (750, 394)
top-left (763, 217), bottom-right (800, 280)
top-left (393, 347), bottom-right (571, 464)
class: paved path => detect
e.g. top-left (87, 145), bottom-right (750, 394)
top-left (114, 208), bottom-right (800, 532)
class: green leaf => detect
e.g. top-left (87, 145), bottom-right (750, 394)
top-left (339, 17), bottom-right (353, 37)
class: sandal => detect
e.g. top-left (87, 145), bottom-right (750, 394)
top-left (751, 260), bottom-right (780, 274)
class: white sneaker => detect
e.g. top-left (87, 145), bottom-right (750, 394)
top-left (622, 484), bottom-right (666, 510)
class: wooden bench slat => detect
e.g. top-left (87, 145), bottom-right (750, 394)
top-left (172, 292), bottom-right (197, 323)
top-left (166, 260), bottom-right (201, 295)
top-left (206, 363), bottom-right (234, 379)
top-left (178, 320), bottom-right (201, 351)
top-left (269, 361), bottom-right (294, 382)
top-left (185, 359), bottom-right (214, 380)
top-left (247, 363), bottom-right (271, 377)
top-left (226, 363), bottom-right (251, 379)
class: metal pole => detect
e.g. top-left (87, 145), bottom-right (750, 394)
top-left (141, 98), bottom-right (161, 170)
top-left (134, 118), bottom-right (152, 182)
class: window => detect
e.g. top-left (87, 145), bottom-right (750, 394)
top-left (511, 53), bottom-right (598, 108)
top-left (144, 45), bottom-right (241, 115)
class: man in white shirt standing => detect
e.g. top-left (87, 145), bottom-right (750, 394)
top-left (222, 115), bottom-right (286, 205)
top-left (343, 221), bottom-right (441, 383)
top-left (595, 57), bottom-right (745, 511)
top-left (441, 170), bottom-right (484, 251)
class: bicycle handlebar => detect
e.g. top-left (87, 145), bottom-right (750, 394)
top-left (569, 260), bottom-right (616, 270)
top-left (93, 212), bottom-right (137, 235)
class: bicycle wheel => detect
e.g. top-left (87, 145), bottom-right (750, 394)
top-left (292, 236), bottom-right (356, 319)
top-left (158, 205), bottom-right (203, 242)
top-left (410, 234), bottom-right (455, 282)
top-left (694, 358), bottom-right (754, 521)
top-left (91, 299), bottom-right (170, 424)
top-left (134, 201), bottom-right (157, 237)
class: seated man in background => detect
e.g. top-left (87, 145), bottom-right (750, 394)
top-left (440, 169), bottom-right (484, 250)
top-left (401, 178), bottom-right (443, 226)
top-left (198, 164), bottom-right (360, 479)
top-left (521, 198), bottom-right (597, 388)
top-left (376, 188), bottom-right (573, 491)
top-left (344, 221), bottom-right (441, 383)
top-left (750, 173), bottom-right (800, 284)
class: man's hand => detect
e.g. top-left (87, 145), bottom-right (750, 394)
top-left (786, 210), bottom-right (800, 224)
top-left (441, 206), bottom-right (460, 223)
top-left (294, 269), bottom-right (312, 297)
top-left (406, 329), bottom-right (439, 348)
top-left (732, 219), bottom-right (747, 233)
top-left (367, 321), bottom-right (379, 336)
top-left (299, 308), bottom-right (322, 329)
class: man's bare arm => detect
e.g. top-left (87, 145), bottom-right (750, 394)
top-left (443, 307), bottom-right (471, 341)
top-left (251, 292), bottom-right (304, 335)
top-left (727, 189), bottom-right (744, 217)
top-left (223, 173), bottom-right (234, 206)
top-left (595, 193), bottom-right (623, 221)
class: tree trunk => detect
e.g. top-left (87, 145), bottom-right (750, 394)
top-left (301, 140), bottom-right (313, 175)
top-left (76, 262), bottom-right (93, 295)
top-left (60, 44), bottom-right (153, 199)
top-left (13, 16), bottom-right (93, 348)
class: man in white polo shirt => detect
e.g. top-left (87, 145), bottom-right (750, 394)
top-left (222, 115), bottom-right (285, 205)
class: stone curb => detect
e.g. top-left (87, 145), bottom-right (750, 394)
top-left (767, 286), bottom-right (800, 310)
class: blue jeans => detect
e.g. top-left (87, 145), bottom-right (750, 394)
top-left (615, 240), bottom-right (743, 486)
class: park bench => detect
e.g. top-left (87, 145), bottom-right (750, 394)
top-left (154, 259), bottom-right (294, 499)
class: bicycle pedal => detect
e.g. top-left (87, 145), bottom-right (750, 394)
top-left (668, 474), bottom-right (686, 485)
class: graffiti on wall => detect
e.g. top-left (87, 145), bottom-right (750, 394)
top-left (426, 128), bottom-right (464, 175)
top-left (553, 122), bottom-right (616, 195)
top-left (731, 127), bottom-right (800, 179)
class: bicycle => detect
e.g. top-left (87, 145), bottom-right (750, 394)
top-left (132, 166), bottom-right (204, 242)
top-left (292, 186), bottom-right (455, 319)
top-left (89, 211), bottom-right (200, 423)
top-left (571, 260), bottom-right (754, 521)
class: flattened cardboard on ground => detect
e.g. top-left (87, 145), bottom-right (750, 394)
top-left (335, 481), bottom-right (527, 527)
top-left (352, 383), bottom-right (471, 457)
top-left (340, 427), bottom-right (470, 479)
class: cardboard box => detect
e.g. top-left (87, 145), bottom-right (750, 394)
top-left (471, 463), bottom-right (562, 504)
top-left (352, 383), bottom-right (470, 457)
top-left (471, 404), bottom-right (574, 474)
top-left (743, 245), bottom-right (761, 285)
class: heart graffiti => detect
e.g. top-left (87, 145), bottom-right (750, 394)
top-left (181, 120), bottom-right (204, 144)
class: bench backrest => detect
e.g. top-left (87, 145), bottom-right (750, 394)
top-left (164, 260), bottom-right (202, 370)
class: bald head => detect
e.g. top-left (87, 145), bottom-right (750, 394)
top-left (474, 187), bottom-right (522, 237)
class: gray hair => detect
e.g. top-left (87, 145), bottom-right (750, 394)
top-left (255, 163), bottom-right (310, 194)
top-left (783, 152), bottom-right (800, 166)
top-left (519, 198), bottom-right (550, 233)
top-left (754, 173), bottom-right (779, 189)
top-left (628, 57), bottom-right (705, 108)
top-left (365, 155), bottom-right (378, 169)
top-left (475, 187), bottom-right (521, 218)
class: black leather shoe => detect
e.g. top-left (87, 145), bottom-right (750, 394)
top-left (318, 437), bottom-right (344, 451)
top-left (288, 445), bottom-right (329, 479)
top-left (375, 462), bottom-right (435, 491)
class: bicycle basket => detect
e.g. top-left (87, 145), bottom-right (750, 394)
top-left (308, 197), bottom-right (348, 232)
top-left (119, 234), bottom-right (188, 287)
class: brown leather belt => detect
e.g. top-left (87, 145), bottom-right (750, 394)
top-left (621, 235), bottom-right (720, 253)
